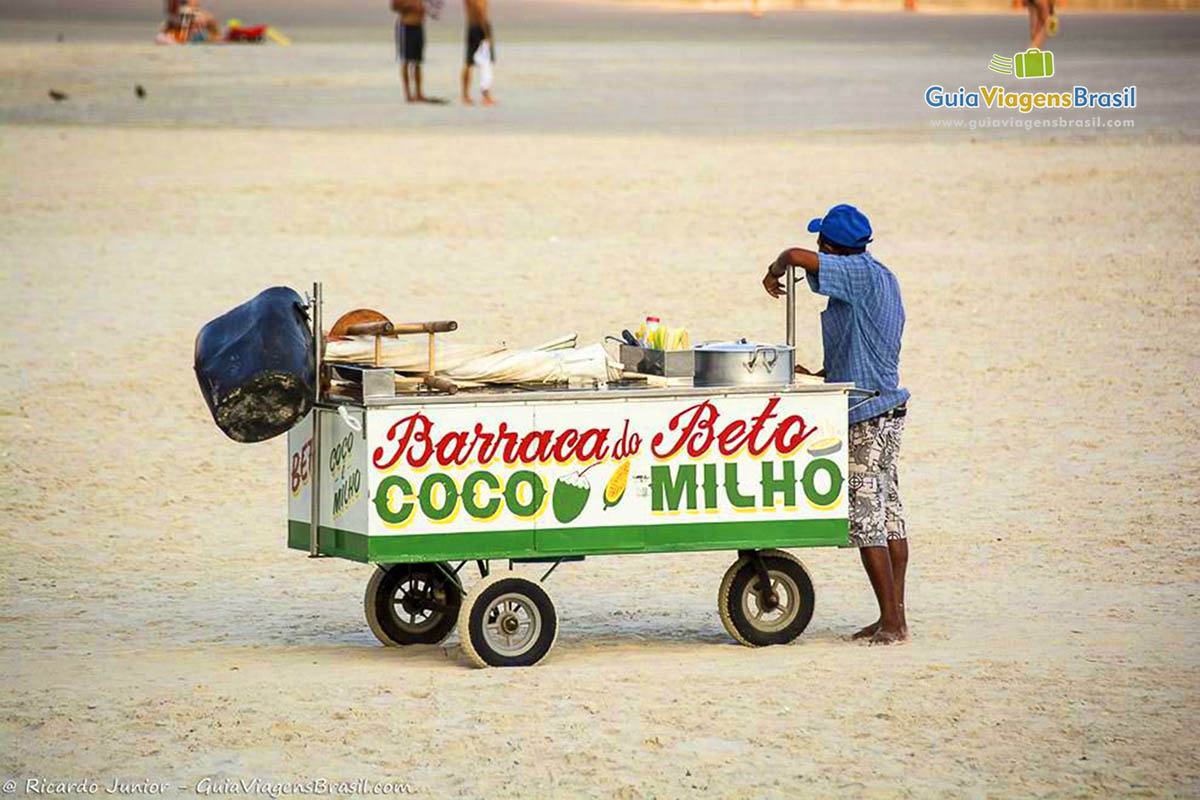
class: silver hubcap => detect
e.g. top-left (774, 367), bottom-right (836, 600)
top-left (482, 592), bottom-right (542, 657)
top-left (741, 570), bottom-right (801, 632)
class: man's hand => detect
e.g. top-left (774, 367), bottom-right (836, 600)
top-left (762, 262), bottom-right (785, 298)
top-left (763, 247), bottom-right (822, 298)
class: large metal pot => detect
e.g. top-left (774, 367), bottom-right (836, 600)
top-left (692, 341), bottom-right (795, 387)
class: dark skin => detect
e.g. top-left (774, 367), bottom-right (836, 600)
top-left (462, 0), bottom-right (495, 106)
top-left (762, 235), bottom-right (908, 645)
top-left (392, 0), bottom-right (445, 104)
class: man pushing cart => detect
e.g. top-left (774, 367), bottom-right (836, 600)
top-left (195, 204), bottom-right (908, 666)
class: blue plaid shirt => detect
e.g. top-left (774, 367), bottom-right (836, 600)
top-left (806, 251), bottom-right (910, 424)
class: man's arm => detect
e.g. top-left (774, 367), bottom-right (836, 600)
top-left (761, 247), bottom-right (826, 377)
top-left (762, 247), bottom-right (819, 298)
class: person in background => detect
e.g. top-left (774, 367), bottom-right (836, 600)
top-left (761, 204), bottom-right (912, 645)
top-left (393, 0), bottom-right (440, 103)
top-left (163, 0), bottom-right (219, 41)
top-left (462, 0), bottom-right (496, 106)
top-left (1026, 0), bottom-right (1056, 48)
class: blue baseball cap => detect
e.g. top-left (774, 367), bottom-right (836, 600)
top-left (807, 204), bottom-right (873, 249)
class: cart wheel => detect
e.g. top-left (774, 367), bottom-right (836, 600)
top-left (457, 573), bottom-right (558, 668)
top-left (364, 563), bottom-right (462, 646)
top-left (717, 557), bottom-right (746, 643)
top-left (718, 549), bottom-right (814, 647)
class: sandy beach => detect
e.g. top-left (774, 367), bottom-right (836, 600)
top-left (1, 3), bottom-right (1199, 797)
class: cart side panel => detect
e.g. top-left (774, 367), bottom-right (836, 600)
top-left (286, 413), bottom-right (312, 531)
top-left (359, 390), bottom-right (849, 562)
top-left (286, 407), bottom-right (371, 560)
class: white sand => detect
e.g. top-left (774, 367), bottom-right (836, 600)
top-left (1, 17), bottom-right (1199, 798)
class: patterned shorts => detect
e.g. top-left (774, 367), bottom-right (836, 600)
top-left (847, 413), bottom-right (907, 549)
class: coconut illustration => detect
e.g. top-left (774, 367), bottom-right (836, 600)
top-left (552, 471), bottom-right (591, 524)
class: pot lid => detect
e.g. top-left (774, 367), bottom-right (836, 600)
top-left (694, 341), bottom-right (794, 352)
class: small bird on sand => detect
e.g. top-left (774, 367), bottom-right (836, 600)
top-left (48, 90), bottom-right (68, 102)
top-left (135, 85), bottom-right (146, 99)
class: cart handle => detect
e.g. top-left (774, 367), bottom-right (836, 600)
top-left (746, 346), bottom-right (779, 372)
top-left (847, 387), bottom-right (880, 414)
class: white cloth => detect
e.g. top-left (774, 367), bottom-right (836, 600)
top-left (473, 40), bottom-right (493, 91)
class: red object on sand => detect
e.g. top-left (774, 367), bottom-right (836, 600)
top-left (226, 24), bottom-right (267, 42)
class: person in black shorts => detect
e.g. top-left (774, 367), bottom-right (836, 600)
top-left (461, 0), bottom-right (495, 106)
top-left (393, 0), bottom-right (441, 103)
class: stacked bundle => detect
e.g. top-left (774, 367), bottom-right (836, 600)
top-left (324, 334), bottom-right (622, 386)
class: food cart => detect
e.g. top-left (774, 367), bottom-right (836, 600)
top-left (286, 276), bottom-right (863, 667)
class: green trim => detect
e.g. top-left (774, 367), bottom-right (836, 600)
top-left (288, 518), bottom-right (847, 564)
top-left (288, 521), bottom-right (371, 562)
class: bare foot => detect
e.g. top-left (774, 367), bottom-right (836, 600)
top-left (869, 626), bottom-right (908, 645)
top-left (852, 620), bottom-right (881, 640)
top-left (482, 94), bottom-right (497, 107)
top-left (462, 96), bottom-right (474, 106)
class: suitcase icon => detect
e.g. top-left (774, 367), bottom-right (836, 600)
top-left (1013, 48), bottom-right (1054, 79)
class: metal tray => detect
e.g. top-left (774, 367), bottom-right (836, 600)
top-left (619, 344), bottom-right (695, 378)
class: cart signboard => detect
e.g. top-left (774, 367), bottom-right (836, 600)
top-left (288, 389), bottom-right (850, 563)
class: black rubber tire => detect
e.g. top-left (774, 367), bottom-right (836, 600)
top-left (720, 551), bottom-right (815, 647)
top-left (364, 563), bottom-right (462, 646)
top-left (458, 574), bottom-right (558, 668)
top-left (717, 556), bottom-right (749, 643)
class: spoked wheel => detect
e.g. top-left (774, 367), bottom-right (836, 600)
top-left (364, 562), bottom-right (462, 646)
top-left (458, 573), bottom-right (558, 668)
top-left (718, 549), bottom-right (815, 647)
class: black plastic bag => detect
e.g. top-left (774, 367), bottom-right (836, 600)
top-left (194, 286), bottom-right (314, 443)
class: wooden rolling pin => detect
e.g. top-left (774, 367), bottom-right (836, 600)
top-left (342, 320), bottom-right (458, 336)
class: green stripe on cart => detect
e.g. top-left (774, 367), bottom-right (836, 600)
top-left (287, 521), bottom-right (372, 561)
top-left (288, 518), bottom-right (848, 564)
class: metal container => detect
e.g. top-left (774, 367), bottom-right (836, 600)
top-left (618, 344), bottom-right (695, 378)
top-left (693, 341), bottom-right (795, 387)
top-left (326, 363), bottom-right (396, 402)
